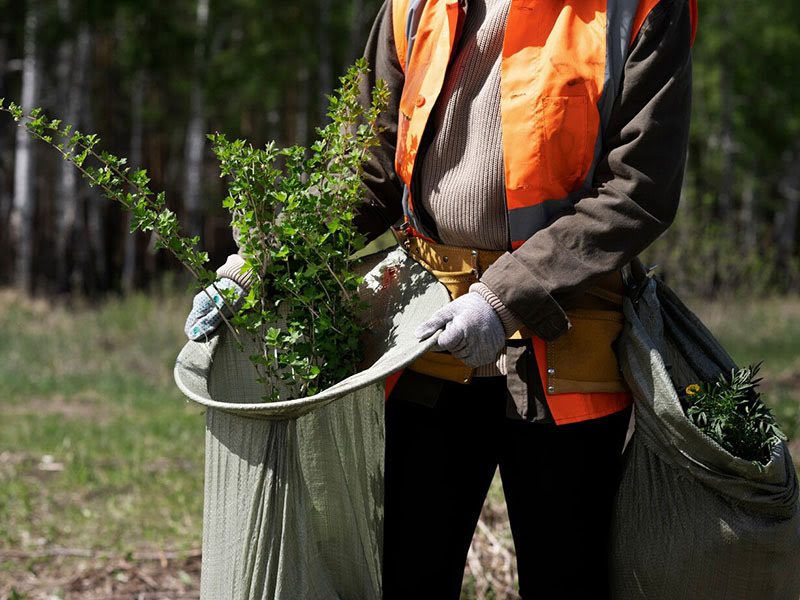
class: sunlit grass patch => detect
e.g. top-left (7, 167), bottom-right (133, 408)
top-left (0, 285), bottom-right (205, 559)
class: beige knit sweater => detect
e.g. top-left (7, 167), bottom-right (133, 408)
top-left (416, 0), bottom-right (514, 376)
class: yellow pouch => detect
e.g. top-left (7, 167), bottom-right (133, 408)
top-left (545, 308), bottom-right (628, 394)
top-left (542, 271), bottom-right (628, 394)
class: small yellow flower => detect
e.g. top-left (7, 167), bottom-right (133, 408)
top-left (686, 384), bottom-right (701, 396)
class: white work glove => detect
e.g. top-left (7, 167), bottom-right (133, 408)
top-left (184, 277), bottom-right (244, 341)
top-left (415, 292), bottom-right (505, 367)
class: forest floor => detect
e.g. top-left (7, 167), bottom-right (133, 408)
top-left (1, 285), bottom-right (799, 600)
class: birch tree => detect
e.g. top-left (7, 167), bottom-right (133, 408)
top-left (183, 0), bottom-right (210, 243)
top-left (0, 35), bottom-right (10, 234)
top-left (123, 71), bottom-right (145, 293)
top-left (54, 0), bottom-right (91, 292)
top-left (775, 145), bottom-right (800, 279)
top-left (81, 89), bottom-right (109, 292)
top-left (317, 0), bottom-right (332, 127)
top-left (10, 1), bottom-right (40, 292)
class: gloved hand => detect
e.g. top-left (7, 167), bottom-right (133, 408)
top-left (184, 277), bottom-right (244, 341)
top-left (414, 292), bottom-right (505, 367)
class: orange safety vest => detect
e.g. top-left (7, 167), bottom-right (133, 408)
top-left (389, 0), bottom-right (696, 424)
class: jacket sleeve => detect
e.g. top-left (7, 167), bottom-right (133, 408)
top-left (481, 0), bottom-right (693, 341)
top-left (353, 0), bottom-right (407, 241)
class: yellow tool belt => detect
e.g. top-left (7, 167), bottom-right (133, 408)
top-left (395, 229), bottom-right (627, 392)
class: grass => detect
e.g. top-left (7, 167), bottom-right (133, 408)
top-left (0, 286), bottom-right (798, 599)
top-left (0, 281), bottom-right (205, 597)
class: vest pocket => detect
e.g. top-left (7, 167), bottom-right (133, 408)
top-left (545, 308), bottom-right (629, 395)
top-left (541, 96), bottom-right (590, 189)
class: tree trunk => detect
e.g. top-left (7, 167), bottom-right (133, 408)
top-left (183, 0), bottom-right (210, 244)
top-left (55, 15), bottom-right (91, 293)
top-left (123, 71), bottom-right (146, 293)
top-left (86, 108), bottom-right (109, 292)
top-left (80, 43), bottom-right (108, 293)
top-left (739, 173), bottom-right (757, 255)
top-left (11, 2), bottom-right (40, 293)
top-left (0, 36), bottom-right (10, 247)
top-left (718, 62), bottom-right (735, 225)
top-left (267, 107), bottom-right (280, 142)
top-left (717, 11), bottom-right (736, 230)
top-left (317, 0), bottom-right (332, 127)
top-left (346, 0), bottom-right (365, 65)
top-left (296, 66), bottom-right (309, 146)
top-left (775, 148), bottom-right (800, 281)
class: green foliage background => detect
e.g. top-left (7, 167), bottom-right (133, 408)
top-left (644, 0), bottom-right (800, 295)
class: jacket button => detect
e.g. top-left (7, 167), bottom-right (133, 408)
top-left (547, 385), bottom-right (555, 393)
top-left (547, 368), bottom-right (555, 375)
top-left (415, 94), bottom-right (426, 107)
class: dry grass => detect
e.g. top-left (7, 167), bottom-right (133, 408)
top-left (463, 475), bottom-right (519, 600)
top-left (0, 549), bottom-right (200, 599)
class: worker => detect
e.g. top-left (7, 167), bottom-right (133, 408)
top-left (352, 0), bottom-right (695, 598)
top-left (184, 0), bottom-right (694, 597)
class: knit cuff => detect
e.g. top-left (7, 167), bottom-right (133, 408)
top-left (481, 252), bottom-right (570, 341)
top-left (470, 282), bottom-right (525, 338)
top-left (216, 253), bottom-right (254, 291)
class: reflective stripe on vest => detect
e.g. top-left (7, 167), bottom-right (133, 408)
top-left (389, 0), bottom-right (695, 424)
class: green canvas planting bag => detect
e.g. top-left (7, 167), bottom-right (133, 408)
top-left (174, 246), bottom-right (450, 600)
top-left (610, 276), bottom-right (800, 599)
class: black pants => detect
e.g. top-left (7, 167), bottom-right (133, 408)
top-left (382, 376), bottom-right (631, 600)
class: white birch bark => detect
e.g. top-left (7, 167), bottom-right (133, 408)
top-left (82, 89), bottom-right (107, 292)
top-left (11, 2), bottom-right (40, 292)
top-left (183, 0), bottom-right (210, 243)
top-left (0, 37), bottom-right (10, 232)
top-left (54, 7), bottom-right (74, 291)
top-left (122, 72), bottom-right (145, 293)
top-left (55, 12), bottom-right (91, 291)
top-left (80, 49), bottom-right (107, 291)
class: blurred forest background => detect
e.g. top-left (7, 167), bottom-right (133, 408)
top-left (2, 0), bottom-right (800, 598)
top-left (0, 0), bottom-right (376, 294)
top-left (1, 0), bottom-right (799, 296)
